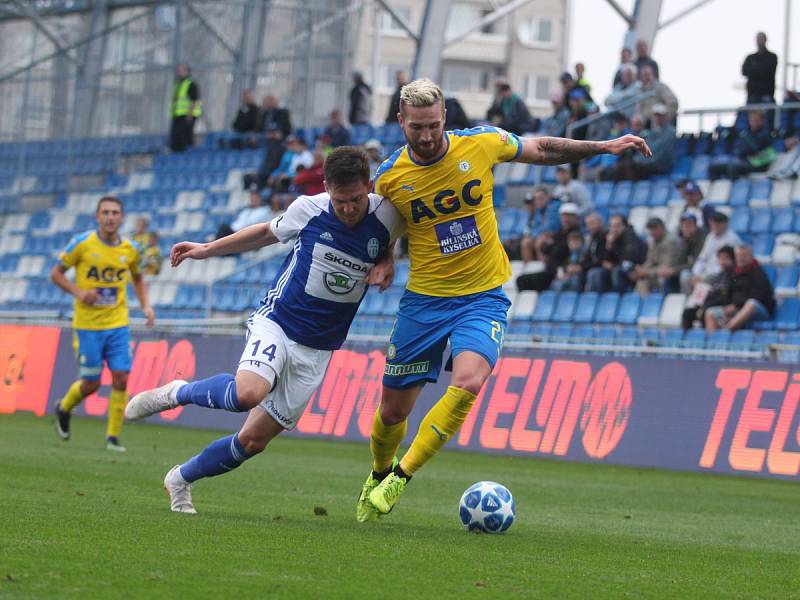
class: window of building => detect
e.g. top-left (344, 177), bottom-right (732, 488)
top-left (517, 16), bottom-right (555, 48)
top-left (525, 74), bottom-right (551, 103)
top-left (442, 64), bottom-right (495, 93)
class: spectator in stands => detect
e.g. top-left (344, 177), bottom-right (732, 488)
top-left (682, 245), bottom-right (735, 330)
top-left (678, 180), bottom-right (715, 230)
top-left (216, 186), bottom-right (273, 239)
top-left (586, 213), bottom-right (647, 293)
top-left (565, 87), bottom-right (590, 140)
top-left (574, 62), bottom-right (592, 96)
top-left (585, 102), bottom-right (611, 141)
top-left (292, 149), bottom-right (326, 197)
top-left (132, 217), bottom-right (150, 249)
top-left (635, 39), bottom-right (659, 80)
top-left (517, 186), bottom-right (561, 263)
top-left (551, 230), bottom-right (587, 291)
top-left (678, 213), bottom-right (707, 292)
top-left (232, 89), bottom-right (259, 135)
top-left (257, 95), bottom-right (292, 139)
top-left (708, 110), bottom-right (775, 180)
top-left (243, 123), bottom-right (286, 190)
top-left (705, 244), bottom-right (775, 332)
top-left (636, 65), bottom-right (678, 124)
top-left (348, 72), bottom-right (372, 125)
top-left (691, 211), bottom-right (741, 286)
top-left (169, 63), bottom-right (201, 153)
top-left (560, 72), bottom-right (592, 102)
top-left (629, 103), bottom-right (676, 178)
top-left (323, 109), bottom-right (351, 148)
top-left (364, 139), bottom-right (384, 178)
top-left (444, 96), bottom-right (471, 130)
top-left (742, 32), bottom-right (778, 104)
top-left (612, 47), bottom-right (635, 87)
top-left (487, 82), bottom-right (538, 135)
top-left (267, 135), bottom-right (313, 197)
top-left (142, 232), bottom-right (162, 276)
top-left (768, 134), bottom-right (800, 180)
top-left (580, 212), bottom-right (607, 284)
top-left (605, 64), bottom-right (641, 119)
top-left (314, 134), bottom-right (333, 156)
top-left (542, 92), bottom-right (570, 137)
top-left (580, 113), bottom-right (631, 181)
top-left (516, 203), bottom-right (582, 292)
top-left (386, 70), bottom-right (407, 123)
top-left (628, 217), bottom-right (687, 295)
top-left (553, 164), bottom-right (593, 214)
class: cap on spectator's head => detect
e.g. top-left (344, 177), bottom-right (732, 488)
top-left (556, 164), bottom-right (571, 172)
top-left (248, 183), bottom-right (259, 192)
top-left (285, 134), bottom-right (298, 144)
top-left (674, 177), bottom-right (689, 189)
top-left (680, 212), bottom-right (698, 223)
top-left (567, 88), bottom-right (587, 101)
top-left (523, 191), bottom-right (535, 204)
top-left (709, 211), bottom-right (729, 223)
top-left (560, 72), bottom-right (574, 83)
top-left (364, 138), bottom-right (383, 151)
top-left (610, 111), bottom-right (627, 123)
top-left (651, 103), bottom-right (668, 115)
top-left (559, 202), bottom-right (580, 216)
top-left (683, 180), bottom-right (702, 195)
top-left (646, 217), bottom-right (665, 229)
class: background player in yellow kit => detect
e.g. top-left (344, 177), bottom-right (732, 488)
top-left (51, 196), bottom-right (155, 452)
top-left (358, 79), bottom-right (650, 519)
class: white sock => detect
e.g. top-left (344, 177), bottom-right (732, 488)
top-left (169, 382), bottom-right (185, 402)
top-left (168, 466), bottom-right (188, 486)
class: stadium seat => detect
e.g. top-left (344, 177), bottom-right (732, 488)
top-left (511, 291), bottom-right (537, 321)
top-left (682, 328), bottom-right (706, 348)
top-left (550, 323), bottom-right (574, 340)
top-left (637, 293), bottom-right (664, 327)
top-left (631, 181), bottom-right (652, 206)
top-left (774, 298), bottom-right (800, 330)
top-left (532, 291), bottom-right (557, 322)
top-left (707, 330), bottom-right (732, 349)
top-left (573, 292), bottom-right (598, 323)
top-left (728, 179), bottom-right (750, 206)
top-left (594, 292), bottom-right (620, 323)
top-left (532, 322), bottom-right (552, 341)
top-left (762, 264), bottom-right (777, 287)
top-left (658, 293), bottom-right (686, 328)
top-left (649, 179), bottom-right (671, 206)
top-left (707, 179), bottom-right (731, 204)
top-left (775, 265), bottom-right (799, 296)
top-left (593, 182), bottom-right (614, 207)
top-left (749, 208), bottom-right (771, 234)
top-left (770, 180), bottom-right (792, 207)
top-left (552, 291), bottom-right (578, 322)
top-left (729, 330), bottom-right (756, 350)
top-left (595, 324), bottom-right (617, 343)
top-left (751, 235), bottom-right (774, 262)
top-left (729, 208), bottom-right (750, 235)
top-left (616, 292), bottom-right (641, 325)
top-left (749, 179), bottom-right (772, 205)
top-left (771, 207), bottom-right (794, 234)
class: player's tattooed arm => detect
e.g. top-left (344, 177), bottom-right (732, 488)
top-left (519, 134), bottom-right (651, 165)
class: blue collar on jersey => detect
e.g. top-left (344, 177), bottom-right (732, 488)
top-left (407, 132), bottom-right (450, 167)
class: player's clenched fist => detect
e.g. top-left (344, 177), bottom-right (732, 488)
top-left (604, 134), bottom-right (652, 157)
top-left (170, 241), bottom-right (209, 267)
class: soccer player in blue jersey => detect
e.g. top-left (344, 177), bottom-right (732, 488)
top-left (125, 147), bottom-right (403, 513)
top-left (357, 79), bottom-right (651, 520)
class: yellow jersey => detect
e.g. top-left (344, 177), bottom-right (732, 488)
top-left (59, 230), bottom-right (142, 330)
top-left (374, 126), bottom-right (521, 296)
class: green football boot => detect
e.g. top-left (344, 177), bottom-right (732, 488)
top-left (368, 472), bottom-right (408, 515)
top-left (356, 458), bottom-right (397, 523)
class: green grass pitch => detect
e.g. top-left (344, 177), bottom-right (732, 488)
top-left (1, 413), bottom-right (798, 599)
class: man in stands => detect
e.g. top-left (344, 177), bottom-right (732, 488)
top-left (542, 92), bottom-right (570, 138)
top-left (708, 110), bottom-right (775, 180)
top-left (613, 47), bottom-right (635, 87)
top-left (169, 63), bottom-right (201, 152)
top-left (605, 64), bottom-right (641, 119)
top-left (601, 104), bottom-right (675, 180)
top-left (517, 203), bottom-right (582, 291)
top-left (634, 39), bottom-right (659, 80)
top-left (586, 213), bottom-right (647, 293)
top-left (348, 72), bottom-right (372, 125)
top-left (705, 244), bottom-right (774, 331)
top-left (678, 180), bottom-right (715, 230)
top-left (292, 149), bottom-right (326, 197)
top-left (553, 164), bottom-right (592, 214)
top-left (574, 62), bottom-right (592, 96)
top-left (267, 135), bottom-right (313, 195)
top-left (323, 109), bottom-right (351, 148)
top-left (742, 32), bottom-right (778, 104)
top-left (231, 89), bottom-right (260, 139)
top-left (217, 185), bottom-right (273, 239)
top-left (386, 70), bottom-right (408, 124)
top-left (516, 186), bottom-right (561, 263)
top-left (580, 212), bottom-right (607, 286)
top-left (52, 196), bottom-right (155, 452)
top-left (681, 245), bottom-right (735, 330)
top-left (487, 81), bottom-right (538, 135)
top-left (690, 211), bottom-right (741, 288)
top-left (636, 65), bottom-right (678, 124)
top-left (628, 217), bottom-right (687, 295)
top-left (258, 95), bottom-right (292, 138)
top-left (363, 139), bottom-right (384, 178)
top-left (550, 230), bottom-right (587, 292)
top-left (678, 213), bottom-right (707, 292)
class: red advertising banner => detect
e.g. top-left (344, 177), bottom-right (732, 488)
top-left (0, 325), bottom-right (61, 416)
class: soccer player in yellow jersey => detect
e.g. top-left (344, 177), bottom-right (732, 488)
top-left (51, 196), bottom-right (156, 452)
top-left (357, 79), bottom-right (651, 520)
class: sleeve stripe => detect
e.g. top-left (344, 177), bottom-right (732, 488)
top-left (511, 133), bottom-right (523, 161)
top-left (63, 230), bottom-right (93, 255)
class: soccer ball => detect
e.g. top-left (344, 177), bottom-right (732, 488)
top-left (458, 481), bottom-right (515, 533)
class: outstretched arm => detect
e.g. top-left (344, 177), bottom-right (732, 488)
top-left (517, 134), bottom-right (652, 165)
top-left (171, 222), bottom-right (278, 267)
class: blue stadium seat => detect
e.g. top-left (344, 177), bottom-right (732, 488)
top-left (552, 291), bottom-right (578, 322)
top-left (762, 264), bottom-right (777, 287)
top-left (595, 324), bottom-right (617, 342)
top-left (751, 235), bottom-right (774, 260)
top-left (631, 181), bottom-right (652, 206)
top-left (638, 293), bottom-right (664, 322)
top-left (573, 292), bottom-right (598, 323)
top-left (649, 179), bottom-right (671, 206)
top-left (532, 291), bottom-right (557, 321)
top-left (750, 179), bottom-right (772, 204)
top-left (594, 292), bottom-right (620, 323)
top-left (729, 330), bottom-right (756, 350)
top-left (707, 330), bottom-right (732, 349)
top-left (550, 323), bottom-right (574, 340)
top-left (729, 208), bottom-right (750, 235)
top-left (683, 328), bottom-right (706, 348)
top-left (749, 208), bottom-right (771, 234)
top-left (532, 322), bottom-right (552, 340)
top-left (493, 185), bottom-right (506, 208)
top-left (774, 298), bottom-right (800, 330)
top-left (772, 207), bottom-right (794, 234)
top-left (611, 181), bottom-right (633, 208)
top-left (775, 265), bottom-right (800, 291)
top-left (616, 292), bottom-right (641, 325)
top-left (593, 182), bottom-right (614, 207)
top-left (689, 155), bottom-right (710, 180)
top-left (671, 155), bottom-right (692, 180)
top-left (572, 324), bottom-right (596, 340)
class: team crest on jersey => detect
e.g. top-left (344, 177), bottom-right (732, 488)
top-left (120, 255), bottom-right (127, 263)
top-left (367, 238), bottom-right (379, 259)
top-left (458, 160), bottom-right (470, 172)
top-left (499, 132), bottom-right (508, 143)
top-left (323, 271), bottom-right (357, 294)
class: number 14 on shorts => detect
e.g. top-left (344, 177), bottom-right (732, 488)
top-left (250, 339), bottom-right (277, 362)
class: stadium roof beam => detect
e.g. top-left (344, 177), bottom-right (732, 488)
top-left (411, 0), bottom-right (451, 81)
top-left (228, 0), bottom-right (271, 128)
top-left (71, 0), bottom-right (111, 138)
top-left (373, 0), bottom-right (418, 41)
top-left (442, 0), bottom-right (536, 48)
top-left (603, 0), bottom-right (633, 26)
top-left (184, 0), bottom-right (238, 58)
top-left (10, 0), bottom-right (78, 63)
top-left (657, 0), bottom-right (717, 30)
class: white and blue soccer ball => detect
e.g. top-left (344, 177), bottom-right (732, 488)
top-left (458, 481), bottom-right (515, 533)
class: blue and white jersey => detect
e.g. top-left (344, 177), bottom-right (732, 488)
top-left (254, 192), bottom-right (404, 350)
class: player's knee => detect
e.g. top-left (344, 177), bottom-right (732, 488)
top-left (237, 430), bottom-right (268, 455)
top-left (111, 372), bottom-right (128, 390)
top-left (81, 379), bottom-right (101, 395)
top-left (235, 382), bottom-right (269, 410)
top-left (380, 403), bottom-right (410, 425)
top-left (450, 373), bottom-right (487, 396)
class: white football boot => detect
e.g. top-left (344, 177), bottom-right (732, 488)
top-left (164, 465), bottom-right (197, 514)
top-left (125, 380), bottom-right (187, 421)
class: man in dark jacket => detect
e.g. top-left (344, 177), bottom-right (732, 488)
top-left (682, 245), bottom-right (734, 330)
top-left (709, 110), bottom-right (774, 180)
top-left (705, 244), bottom-right (775, 331)
top-left (257, 95), bottom-right (292, 139)
top-left (516, 203), bottom-right (581, 291)
top-left (742, 32), bottom-right (778, 104)
top-left (580, 212), bottom-right (607, 277)
top-left (349, 72), bottom-right (372, 125)
top-left (487, 82), bottom-right (538, 135)
top-left (323, 109), bottom-right (351, 147)
top-left (385, 70), bottom-right (407, 123)
top-left (586, 214), bottom-right (647, 293)
top-left (232, 89), bottom-right (259, 133)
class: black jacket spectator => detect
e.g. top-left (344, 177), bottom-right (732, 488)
top-left (487, 83), bottom-right (538, 135)
top-left (605, 225), bottom-right (647, 267)
top-left (742, 32), bottom-right (778, 103)
top-left (709, 110), bottom-right (775, 180)
top-left (349, 73), bottom-right (372, 125)
top-left (445, 97), bottom-right (471, 130)
top-left (581, 227), bottom-right (607, 272)
top-left (731, 261), bottom-right (775, 314)
top-left (634, 39), bottom-right (659, 80)
top-left (258, 98), bottom-right (292, 139)
top-left (232, 91), bottom-right (259, 133)
top-left (385, 71), bottom-right (407, 123)
top-left (323, 109), bottom-right (350, 147)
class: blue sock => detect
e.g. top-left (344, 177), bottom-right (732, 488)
top-left (179, 433), bottom-right (252, 483)
top-left (176, 373), bottom-right (242, 412)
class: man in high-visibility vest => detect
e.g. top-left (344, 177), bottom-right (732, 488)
top-left (170, 63), bottom-right (202, 152)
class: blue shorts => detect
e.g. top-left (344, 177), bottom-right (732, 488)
top-left (73, 326), bottom-right (132, 380)
top-left (383, 287), bottom-right (511, 389)
top-left (707, 299), bottom-right (771, 328)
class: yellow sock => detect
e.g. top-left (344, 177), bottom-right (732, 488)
top-left (106, 389), bottom-right (128, 439)
top-left (60, 380), bottom-right (86, 412)
top-left (400, 386), bottom-right (476, 476)
top-left (370, 409), bottom-right (407, 473)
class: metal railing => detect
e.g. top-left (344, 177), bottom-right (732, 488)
top-left (682, 101), bottom-right (800, 132)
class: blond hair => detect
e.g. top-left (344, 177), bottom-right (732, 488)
top-left (399, 78), bottom-right (444, 112)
